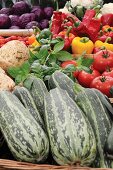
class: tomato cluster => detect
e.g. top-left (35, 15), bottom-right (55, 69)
top-left (0, 35), bottom-right (29, 48)
top-left (61, 50), bottom-right (113, 97)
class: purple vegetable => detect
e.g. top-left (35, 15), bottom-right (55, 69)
top-left (40, 19), bottom-right (49, 29)
top-left (25, 21), bottom-right (41, 29)
top-left (31, 6), bottom-right (41, 10)
top-left (44, 7), bottom-right (53, 19)
top-left (12, 1), bottom-right (30, 16)
top-left (9, 15), bottom-right (19, 26)
top-left (0, 14), bottom-right (11, 29)
top-left (0, 8), bottom-right (13, 16)
top-left (31, 7), bottom-right (45, 21)
top-left (9, 25), bottom-right (20, 29)
top-left (19, 13), bottom-right (36, 28)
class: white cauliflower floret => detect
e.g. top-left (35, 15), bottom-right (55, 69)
top-left (71, 0), bottom-right (103, 9)
top-left (100, 3), bottom-right (113, 14)
top-left (59, 6), bottom-right (70, 13)
top-left (71, 0), bottom-right (93, 8)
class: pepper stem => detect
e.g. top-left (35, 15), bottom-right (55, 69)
top-left (80, 37), bottom-right (89, 43)
top-left (66, 26), bottom-right (72, 37)
top-left (67, 16), bottom-right (80, 27)
top-left (105, 37), bottom-right (111, 43)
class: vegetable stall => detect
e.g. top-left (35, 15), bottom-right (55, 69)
top-left (0, 0), bottom-right (113, 169)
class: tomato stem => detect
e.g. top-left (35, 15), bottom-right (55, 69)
top-left (100, 76), bottom-right (106, 82)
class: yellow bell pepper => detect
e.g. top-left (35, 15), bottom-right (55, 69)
top-left (32, 40), bottom-right (40, 47)
top-left (95, 38), bottom-right (113, 52)
top-left (71, 37), bottom-right (94, 54)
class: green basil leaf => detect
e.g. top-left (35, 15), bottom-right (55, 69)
top-left (77, 57), bottom-right (94, 67)
top-left (7, 67), bottom-right (21, 78)
top-left (20, 61), bottom-right (31, 74)
top-left (77, 66), bottom-right (91, 72)
top-left (37, 47), bottom-right (49, 60)
top-left (53, 41), bottom-right (64, 53)
top-left (63, 65), bottom-right (76, 73)
top-left (57, 51), bottom-right (73, 61)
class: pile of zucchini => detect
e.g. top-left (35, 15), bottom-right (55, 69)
top-left (0, 71), bottom-right (113, 168)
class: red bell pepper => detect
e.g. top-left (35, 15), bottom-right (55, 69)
top-left (76, 9), bottom-right (101, 42)
top-left (97, 25), bottom-right (113, 43)
top-left (57, 26), bottom-right (75, 50)
top-left (101, 13), bottom-right (113, 26)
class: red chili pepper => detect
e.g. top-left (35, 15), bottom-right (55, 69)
top-left (76, 9), bottom-right (101, 42)
top-left (50, 11), bottom-right (64, 35)
top-left (101, 14), bottom-right (113, 26)
top-left (58, 26), bottom-right (75, 50)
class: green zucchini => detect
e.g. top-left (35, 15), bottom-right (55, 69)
top-left (105, 124), bottom-right (113, 159)
top-left (74, 86), bottom-right (112, 168)
top-left (23, 75), bottom-right (48, 117)
top-left (44, 87), bottom-right (96, 166)
top-left (0, 90), bottom-right (49, 163)
top-left (48, 71), bottom-right (76, 100)
top-left (13, 86), bottom-right (45, 130)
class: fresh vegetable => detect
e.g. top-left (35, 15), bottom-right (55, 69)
top-left (50, 11), bottom-right (63, 35)
top-left (0, 7), bottom-right (13, 15)
top-left (61, 60), bottom-right (77, 68)
top-left (77, 69), bottom-right (101, 87)
top-left (93, 50), bottom-right (113, 72)
top-left (13, 86), bottom-right (45, 130)
top-left (72, 37), bottom-right (94, 54)
top-left (57, 26), bottom-right (75, 50)
top-left (74, 85), bottom-right (112, 168)
top-left (12, 1), bottom-right (30, 16)
top-left (19, 13), bottom-right (36, 29)
top-left (101, 13), bottom-right (113, 26)
top-left (9, 15), bottom-right (19, 26)
top-left (23, 75), bottom-right (48, 117)
top-left (48, 71), bottom-right (76, 100)
top-left (102, 68), bottom-right (113, 78)
top-left (105, 124), bottom-right (113, 159)
top-left (25, 21), bottom-right (41, 29)
top-left (44, 7), bottom-right (53, 19)
top-left (31, 6), bottom-right (45, 21)
top-left (90, 76), bottom-right (113, 97)
top-left (0, 90), bottom-right (49, 163)
top-left (95, 39), bottom-right (113, 52)
top-left (44, 87), bottom-right (96, 166)
top-left (40, 19), bottom-right (49, 29)
top-left (80, 9), bottom-right (101, 42)
top-left (0, 14), bottom-right (11, 28)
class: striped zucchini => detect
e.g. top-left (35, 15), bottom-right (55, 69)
top-left (74, 88), bottom-right (112, 168)
top-left (48, 71), bottom-right (76, 100)
top-left (44, 87), bottom-right (97, 166)
top-left (13, 86), bottom-right (45, 130)
top-left (23, 75), bottom-right (48, 117)
top-left (0, 90), bottom-right (49, 163)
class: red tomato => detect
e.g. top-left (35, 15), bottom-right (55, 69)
top-left (61, 60), bottom-right (79, 78)
top-left (5, 37), bottom-right (12, 43)
top-left (102, 68), bottom-right (113, 78)
top-left (73, 70), bottom-right (80, 78)
top-left (61, 60), bottom-right (77, 68)
top-left (90, 76), bottom-right (113, 97)
top-left (77, 69), bottom-right (101, 87)
top-left (0, 38), bottom-right (5, 45)
top-left (93, 50), bottom-right (113, 73)
top-left (10, 36), bottom-right (18, 40)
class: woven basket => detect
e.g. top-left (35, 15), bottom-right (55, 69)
top-left (0, 159), bottom-right (112, 170)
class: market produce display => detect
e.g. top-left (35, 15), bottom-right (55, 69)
top-left (0, 0), bottom-right (113, 169)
